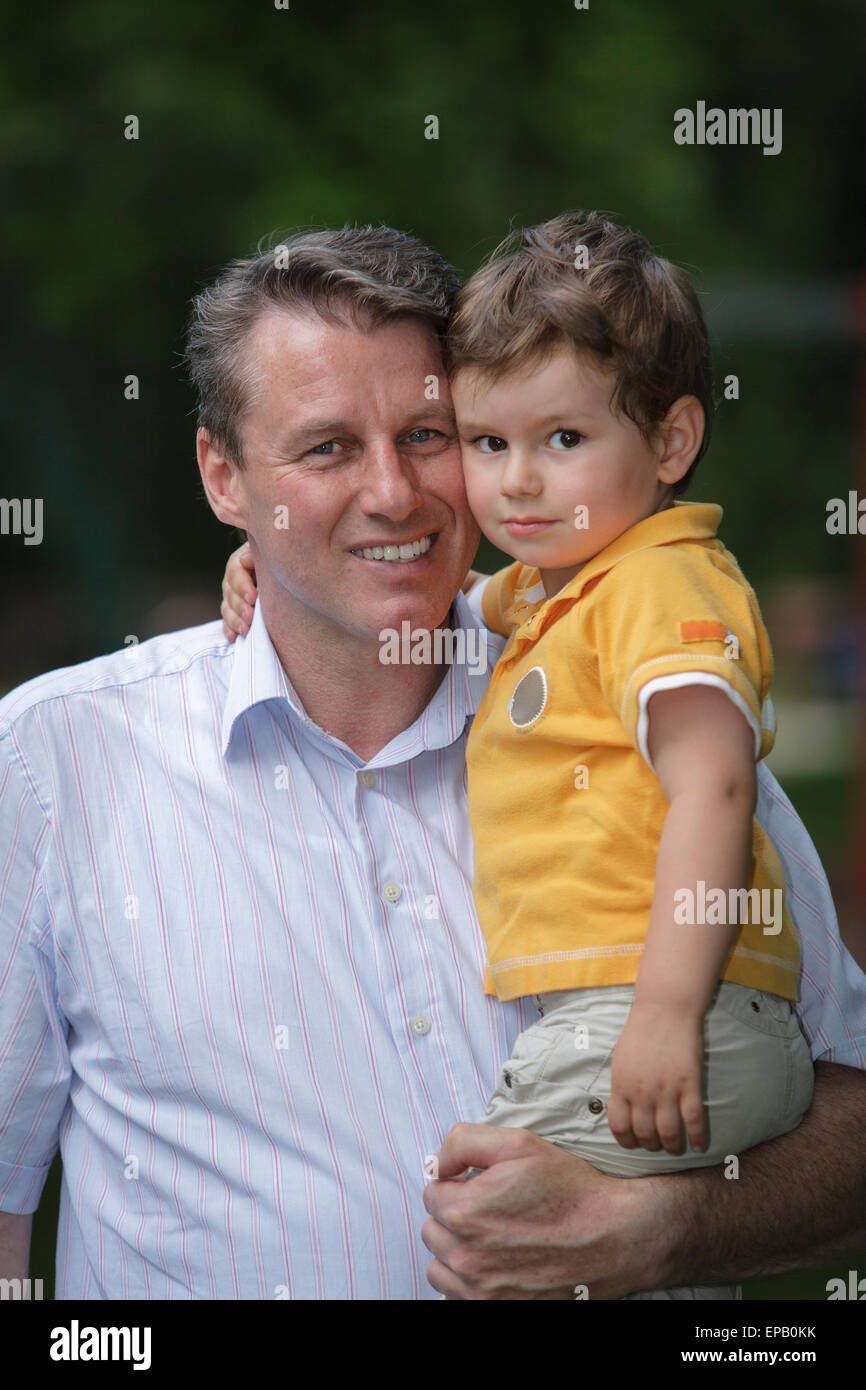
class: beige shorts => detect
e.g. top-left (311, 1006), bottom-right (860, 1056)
top-left (478, 979), bottom-right (815, 1300)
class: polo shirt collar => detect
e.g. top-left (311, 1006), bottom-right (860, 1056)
top-left (503, 501), bottom-right (723, 640)
top-left (221, 588), bottom-right (491, 762)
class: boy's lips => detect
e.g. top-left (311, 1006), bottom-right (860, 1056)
top-left (503, 518), bottom-right (556, 536)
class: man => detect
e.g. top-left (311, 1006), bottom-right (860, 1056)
top-left (1, 226), bottom-right (865, 1299)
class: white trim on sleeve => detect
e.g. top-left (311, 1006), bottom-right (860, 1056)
top-left (636, 672), bottom-right (762, 770)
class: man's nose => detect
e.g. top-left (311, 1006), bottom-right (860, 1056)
top-left (500, 447), bottom-right (542, 497)
top-left (358, 442), bottom-right (425, 517)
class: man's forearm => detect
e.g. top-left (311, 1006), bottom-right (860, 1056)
top-left (644, 1062), bottom-right (866, 1289)
top-left (0, 1212), bottom-right (33, 1282)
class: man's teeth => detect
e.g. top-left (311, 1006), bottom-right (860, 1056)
top-left (352, 534), bottom-right (434, 562)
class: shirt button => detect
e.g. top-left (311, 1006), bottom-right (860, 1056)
top-left (382, 881), bottom-right (403, 903)
top-left (410, 1015), bottom-right (431, 1035)
top-left (588, 1097), bottom-right (605, 1115)
top-left (358, 770), bottom-right (375, 788)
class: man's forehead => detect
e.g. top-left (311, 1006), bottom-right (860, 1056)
top-left (247, 304), bottom-right (443, 376)
top-left (242, 306), bottom-right (453, 436)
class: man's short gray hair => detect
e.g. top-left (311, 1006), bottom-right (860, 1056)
top-left (184, 225), bottom-right (459, 467)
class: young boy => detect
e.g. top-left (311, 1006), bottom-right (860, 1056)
top-left (221, 212), bottom-right (814, 1299)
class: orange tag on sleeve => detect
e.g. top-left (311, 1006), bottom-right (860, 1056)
top-left (679, 620), bottom-right (729, 643)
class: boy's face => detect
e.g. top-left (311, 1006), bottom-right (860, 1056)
top-left (451, 346), bottom-right (677, 595)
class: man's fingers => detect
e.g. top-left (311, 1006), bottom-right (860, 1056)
top-left (426, 1258), bottom-right (465, 1299)
top-left (431, 1121), bottom-right (537, 1181)
top-left (420, 1214), bottom-right (463, 1262)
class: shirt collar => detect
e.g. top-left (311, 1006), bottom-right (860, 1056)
top-left (221, 588), bottom-right (495, 763)
top-left (502, 501), bottom-right (723, 639)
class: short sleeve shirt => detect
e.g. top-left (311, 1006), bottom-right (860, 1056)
top-left (470, 502), bottom-right (799, 1002)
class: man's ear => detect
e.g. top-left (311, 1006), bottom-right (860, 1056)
top-left (197, 428), bottom-right (248, 530)
top-left (655, 396), bottom-right (705, 488)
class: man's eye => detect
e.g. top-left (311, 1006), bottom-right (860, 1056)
top-left (310, 441), bottom-right (339, 456)
top-left (476, 435), bottom-right (508, 454)
top-left (549, 430), bottom-right (583, 450)
top-left (406, 428), bottom-right (438, 444)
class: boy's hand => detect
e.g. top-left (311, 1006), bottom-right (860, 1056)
top-left (607, 1004), bottom-right (706, 1156)
top-left (221, 542), bottom-right (258, 641)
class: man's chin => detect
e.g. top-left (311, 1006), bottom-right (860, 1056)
top-left (369, 592), bottom-right (456, 636)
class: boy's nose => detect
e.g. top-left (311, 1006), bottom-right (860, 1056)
top-left (500, 449), bottom-right (542, 495)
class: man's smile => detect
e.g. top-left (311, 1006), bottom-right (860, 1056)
top-left (350, 531), bottom-right (438, 563)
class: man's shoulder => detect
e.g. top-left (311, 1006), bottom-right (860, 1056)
top-left (0, 620), bottom-right (231, 736)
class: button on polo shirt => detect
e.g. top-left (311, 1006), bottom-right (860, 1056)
top-left (468, 502), bottom-right (800, 1003)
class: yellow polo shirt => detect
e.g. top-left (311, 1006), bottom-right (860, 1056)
top-left (469, 501), bottom-right (800, 1002)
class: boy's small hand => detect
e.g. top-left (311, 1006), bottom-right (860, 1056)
top-left (607, 1005), bottom-right (706, 1156)
top-left (221, 542), bottom-right (258, 642)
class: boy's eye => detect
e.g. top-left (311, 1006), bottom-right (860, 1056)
top-left (476, 435), bottom-right (508, 454)
top-left (549, 430), bottom-right (583, 450)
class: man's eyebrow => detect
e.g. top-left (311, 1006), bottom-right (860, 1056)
top-left (402, 404), bottom-right (457, 428)
top-left (279, 405), bottom-right (456, 449)
top-left (279, 418), bottom-right (354, 448)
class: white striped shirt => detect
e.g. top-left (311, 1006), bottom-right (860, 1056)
top-left (1, 590), bottom-right (864, 1300)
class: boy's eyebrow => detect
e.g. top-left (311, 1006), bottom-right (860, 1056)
top-left (456, 407), bottom-right (598, 434)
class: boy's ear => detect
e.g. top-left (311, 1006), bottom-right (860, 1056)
top-left (655, 396), bottom-right (705, 487)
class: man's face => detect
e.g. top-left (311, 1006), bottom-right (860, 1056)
top-left (206, 308), bottom-right (479, 645)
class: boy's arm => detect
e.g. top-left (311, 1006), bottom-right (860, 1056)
top-left (607, 682), bottom-right (756, 1154)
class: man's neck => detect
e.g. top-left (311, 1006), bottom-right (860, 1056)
top-left (258, 586), bottom-right (453, 762)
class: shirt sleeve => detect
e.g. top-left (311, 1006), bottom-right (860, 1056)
top-left (464, 574), bottom-right (492, 626)
top-left (587, 545), bottom-right (776, 768)
top-left (479, 563), bottom-right (525, 637)
top-left (755, 762), bottom-right (866, 1069)
top-left (0, 729), bottom-right (71, 1214)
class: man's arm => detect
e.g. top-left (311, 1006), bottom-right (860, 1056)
top-left (651, 1059), bottom-right (866, 1286)
top-left (0, 1213), bottom-right (33, 1282)
top-left (421, 1061), bottom-right (866, 1299)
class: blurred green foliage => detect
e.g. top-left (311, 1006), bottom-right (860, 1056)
top-left (3, 0), bottom-right (865, 670)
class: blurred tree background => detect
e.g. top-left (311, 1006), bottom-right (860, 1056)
top-left (3, 0), bottom-right (864, 1301)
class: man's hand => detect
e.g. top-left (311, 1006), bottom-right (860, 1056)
top-left (608, 1005), bottom-right (706, 1155)
top-left (421, 1122), bottom-right (663, 1300)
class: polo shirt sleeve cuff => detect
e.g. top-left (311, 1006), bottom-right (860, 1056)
top-left (635, 669), bottom-right (769, 770)
top-left (0, 1156), bottom-right (55, 1214)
